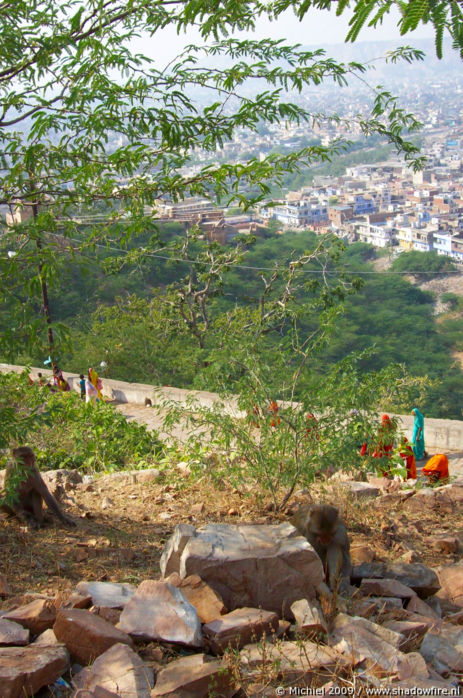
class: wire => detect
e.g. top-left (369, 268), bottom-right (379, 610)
top-left (44, 232), bottom-right (463, 276)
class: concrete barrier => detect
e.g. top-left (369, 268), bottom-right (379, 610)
top-left (1, 363), bottom-right (462, 451)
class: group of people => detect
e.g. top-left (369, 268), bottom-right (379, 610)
top-left (31, 367), bottom-right (103, 404)
top-left (362, 408), bottom-right (449, 483)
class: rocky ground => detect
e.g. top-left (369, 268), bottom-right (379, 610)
top-left (0, 462), bottom-right (462, 696)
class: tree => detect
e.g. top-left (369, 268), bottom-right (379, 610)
top-left (0, 0), bottom-right (437, 365)
top-left (0, 0), bottom-right (457, 453)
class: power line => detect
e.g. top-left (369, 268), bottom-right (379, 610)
top-left (46, 232), bottom-right (463, 276)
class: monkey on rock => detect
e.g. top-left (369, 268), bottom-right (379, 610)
top-left (1, 447), bottom-right (76, 529)
top-left (291, 503), bottom-right (351, 593)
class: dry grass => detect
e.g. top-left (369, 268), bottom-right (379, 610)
top-left (1, 470), bottom-right (461, 605)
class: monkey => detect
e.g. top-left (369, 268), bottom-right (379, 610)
top-left (0, 447), bottom-right (76, 528)
top-left (144, 397), bottom-right (153, 407)
top-left (291, 503), bottom-right (351, 593)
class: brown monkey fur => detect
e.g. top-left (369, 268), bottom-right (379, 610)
top-left (144, 397), bottom-right (152, 407)
top-left (291, 503), bottom-right (351, 591)
top-left (1, 447), bottom-right (76, 528)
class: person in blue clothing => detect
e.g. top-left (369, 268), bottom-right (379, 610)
top-left (411, 407), bottom-right (426, 460)
top-left (79, 374), bottom-right (86, 400)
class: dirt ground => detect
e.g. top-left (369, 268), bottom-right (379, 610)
top-left (1, 463), bottom-right (462, 607)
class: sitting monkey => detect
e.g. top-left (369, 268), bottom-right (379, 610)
top-left (1, 447), bottom-right (76, 528)
top-left (291, 503), bottom-right (351, 592)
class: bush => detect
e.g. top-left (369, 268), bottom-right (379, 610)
top-left (0, 372), bottom-right (162, 472)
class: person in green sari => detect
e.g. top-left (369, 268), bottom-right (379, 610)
top-left (411, 407), bottom-right (426, 460)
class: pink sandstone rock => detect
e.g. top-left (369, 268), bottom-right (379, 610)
top-left (0, 619), bottom-right (29, 646)
top-left (73, 642), bottom-right (154, 697)
top-left (151, 653), bottom-right (235, 697)
top-left (53, 608), bottom-right (134, 664)
top-left (359, 578), bottom-right (416, 599)
top-left (0, 644), bottom-right (69, 698)
top-left (119, 580), bottom-right (202, 647)
top-left (3, 598), bottom-right (56, 634)
top-left (160, 523), bottom-right (324, 618)
top-left (165, 572), bottom-right (227, 623)
top-left (203, 607), bottom-right (278, 654)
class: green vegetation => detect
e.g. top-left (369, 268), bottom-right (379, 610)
top-left (0, 372), bottom-right (162, 473)
top-left (2, 0), bottom-right (463, 500)
top-left (390, 250), bottom-right (457, 279)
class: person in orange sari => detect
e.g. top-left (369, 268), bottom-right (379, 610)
top-left (422, 454), bottom-right (449, 483)
top-left (399, 437), bottom-right (417, 479)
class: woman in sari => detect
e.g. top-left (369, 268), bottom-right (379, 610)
top-left (399, 437), bottom-right (417, 480)
top-left (422, 454), bottom-right (449, 483)
top-left (411, 408), bottom-right (425, 460)
top-left (88, 367), bottom-right (103, 401)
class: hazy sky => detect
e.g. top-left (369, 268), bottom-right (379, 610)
top-left (132, 6), bottom-right (434, 63)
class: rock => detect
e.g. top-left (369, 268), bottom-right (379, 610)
top-left (75, 581), bottom-right (136, 609)
top-left (367, 475), bottom-right (394, 492)
top-left (420, 623), bottom-right (463, 674)
top-left (73, 642), bottom-right (154, 697)
top-left (160, 523), bottom-right (324, 618)
top-left (165, 573), bottom-right (227, 623)
top-left (290, 598), bottom-right (327, 636)
top-left (240, 639), bottom-right (347, 682)
top-left (350, 544), bottom-right (375, 565)
top-left (151, 653), bottom-right (235, 697)
top-left (329, 613), bottom-right (407, 677)
top-left (203, 607), bottom-right (278, 654)
top-left (426, 534), bottom-right (460, 554)
top-left (359, 578), bottom-right (416, 599)
top-left (63, 592), bottom-right (92, 609)
top-left (0, 619), bottom-right (29, 646)
top-left (351, 600), bottom-right (378, 619)
top-left (53, 608), bottom-right (133, 664)
top-left (90, 606), bottom-right (121, 625)
top-left (393, 678), bottom-right (459, 693)
top-left (33, 629), bottom-right (61, 646)
top-left (395, 651), bottom-right (430, 681)
top-left (351, 562), bottom-right (387, 582)
top-left (41, 468), bottom-right (83, 497)
top-left (159, 524), bottom-right (196, 577)
top-left (340, 481), bottom-right (380, 498)
top-left (71, 688), bottom-right (119, 698)
top-left (446, 609), bottom-right (463, 625)
top-left (436, 562), bottom-right (463, 607)
top-left (352, 562), bottom-right (440, 598)
top-left (135, 468), bottom-right (161, 484)
top-left (382, 620), bottom-right (429, 652)
top-left (3, 599), bottom-right (56, 634)
top-left (0, 574), bottom-right (11, 598)
top-left (406, 596), bottom-right (441, 620)
top-left (367, 597), bottom-right (404, 612)
top-left (0, 644), bottom-right (69, 698)
top-left (400, 550), bottom-right (420, 563)
top-left (403, 489), bottom-right (437, 513)
top-left (119, 580), bottom-right (202, 647)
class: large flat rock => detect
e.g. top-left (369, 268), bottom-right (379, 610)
top-left (160, 523), bottom-right (324, 618)
top-left (0, 645), bottom-right (69, 698)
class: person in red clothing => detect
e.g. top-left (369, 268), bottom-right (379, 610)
top-left (269, 400), bottom-right (280, 427)
top-left (399, 437), bottom-right (417, 479)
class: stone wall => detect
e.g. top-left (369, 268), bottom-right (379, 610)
top-left (1, 363), bottom-right (462, 451)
